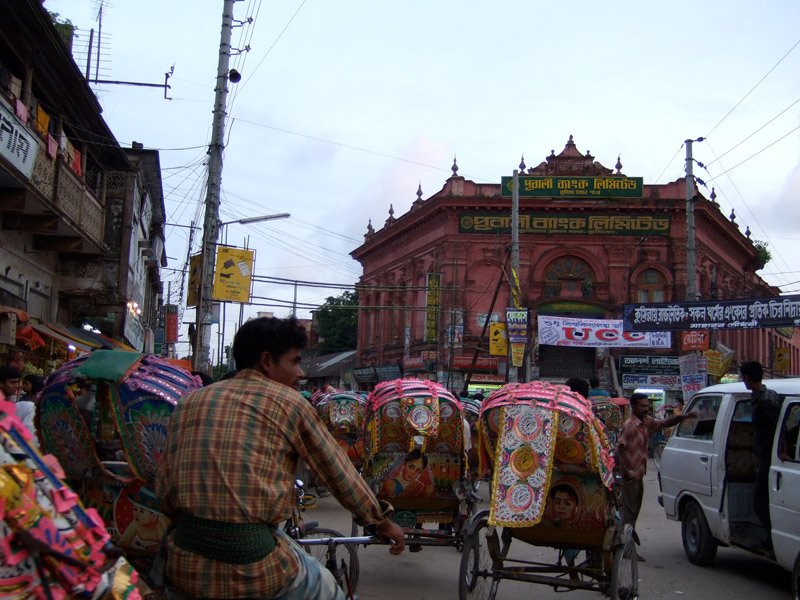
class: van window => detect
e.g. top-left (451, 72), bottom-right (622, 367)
top-left (676, 394), bottom-right (722, 439)
top-left (778, 402), bottom-right (800, 463)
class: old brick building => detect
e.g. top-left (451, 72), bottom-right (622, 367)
top-left (350, 136), bottom-right (799, 392)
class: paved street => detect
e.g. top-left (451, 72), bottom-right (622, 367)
top-left (304, 461), bottom-right (791, 599)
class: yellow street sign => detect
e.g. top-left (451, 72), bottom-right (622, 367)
top-left (212, 246), bottom-right (254, 303)
top-left (489, 322), bottom-right (508, 356)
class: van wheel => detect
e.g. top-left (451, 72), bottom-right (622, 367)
top-left (681, 501), bottom-right (717, 565)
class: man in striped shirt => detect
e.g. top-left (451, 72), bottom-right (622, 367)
top-left (156, 317), bottom-right (405, 599)
top-left (616, 392), bottom-right (694, 560)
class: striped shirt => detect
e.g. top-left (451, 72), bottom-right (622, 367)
top-left (616, 414), bottom-right (663, 481)
top-left (155, 368), bottom-right (390, 598)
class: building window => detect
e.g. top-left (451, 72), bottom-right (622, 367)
top-left (543, 257), bottom-right (595, 300)
top-left (636, 269), bottom-right (666, 302)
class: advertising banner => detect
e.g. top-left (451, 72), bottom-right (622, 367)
top-left (489, 322), bottom-right (508, 356)
top-left (164, 304), bottom-right (179, 344)
top-left (681, 330), bottom-right (710, 351)
top-left (623, 295), bottom-right (800, 331)
top-left (506, 309), bottom-right (528, 343)
top-left (424, 273), bottom-right (441, 343)
top-left (681, 374), bottom-right (707, 401)
top-left (510, 343), bottom-right (525, 368)
top-left (621, 373), bottom-right (682, 391)
top-left (212, 246), bottom-right (255, 303)
top-left (537, 315), bottom-right (671, 348)
top-left (186, 253), bottom-right (203, 307)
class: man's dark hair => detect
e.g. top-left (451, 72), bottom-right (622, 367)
top-left (739, 360), bottom-right (764, 383)
top-left (191, 371), bottom-right (215, 387)
top-left (550, 482), bottom-right (578, 502)
top-left (629, 392), bottom-right (650, 408)
top-left (589, 376), bottom-right (600, 388)
top-left (23, 374), bottom-right (44, 394)
top-left (232, 316), bottom-right (308, 369)
top-left (565, 377), bottom-right (589, 399)
top-left (405, 448), bottom-right (428, 468)
top-left (0, 365), bottom-right (20, 382)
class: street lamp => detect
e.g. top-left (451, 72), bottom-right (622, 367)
top-left (211, 212), bottom-right (291, 373)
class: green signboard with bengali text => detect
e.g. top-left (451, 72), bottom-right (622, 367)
top-left (501, 176), bottom-right (643, 198)
top-left (459, 212), bottom-right (670, 236)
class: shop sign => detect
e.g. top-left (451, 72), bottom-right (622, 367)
top-left (459, 211), bottom-right (668, 237)
top-left (451, 356), bottom-right (499, 372)
top-left (621, 374), bottom-right (681, 390)
top-left (681, 330), bottom-right (709, 351)
top-left (353, 367), bottom-right (377, 383)
top-left (375, 364), bottom-right (402, 381)
top-left (506, 309), bottom-right (528, 343)
top-left (424, 273), bottom-right (441, 343)
top-left (623, 294), bottom-right (800, 331)
top-left (470, 373), bottom-right (505, 383)
top-left (489, 322), bottom-right (508, 356)
top-left (618, 355), bottom-right (679, 375)
top-left (681, 374), bottom-right (707, 401)
top-left (403, 357), bottom-right (425, 370)
top-left (501, 176), bottom-right (643, 198)
top-left (510, 343), bottom-right (525, 368)
top-left (212, 246), bottom-right (254, 303)
top-left (123, 312), bottom-right (145, 352)
top-left (0, 98), bottom-right (39, 180)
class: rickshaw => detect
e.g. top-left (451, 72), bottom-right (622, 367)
top-left (0, 394), bottom-right (143, 598)
top-left (460, 381), bottom-right (638, 599)
top-left (315, 390), bottom-right (368, 472)
top-left (591, 397), bottom-right (630, 446)
top-left (35, 350), bottom-right (201, 576)
top-left (361, 378), bottom-right (478, 549)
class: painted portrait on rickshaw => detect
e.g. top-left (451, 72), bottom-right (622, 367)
top-left (543, 472), bottom-right (608, 531)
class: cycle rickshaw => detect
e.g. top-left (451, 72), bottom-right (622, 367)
top-left (460, 381), bottom-right (638, 599)
top-left (315, 390), bottom-right (368, 472)
top-left (361, 378), bottom-right (478, 550)
top-left (35, 350), bottom-right (201, 576)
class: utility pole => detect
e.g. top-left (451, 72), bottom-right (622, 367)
top-left (685, 138), bottom-right (703, 301)
top-left (194, 0), bottom-right (236, 372)
top-left (508, 169), bottom-right (520, 383)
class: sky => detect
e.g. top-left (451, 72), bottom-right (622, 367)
top-left (45, 0), bottom-right (800, 360)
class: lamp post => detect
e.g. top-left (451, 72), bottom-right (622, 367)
top-left (214, 212), bottom-right (291, 373)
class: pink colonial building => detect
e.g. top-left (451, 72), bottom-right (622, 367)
top-left (350, 136), bottom-right (800, 393)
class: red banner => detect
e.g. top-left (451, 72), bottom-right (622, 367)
top-left (681, 330), bottom-right (709, 351)
top-left (165, 309), bottom-right (178, 344)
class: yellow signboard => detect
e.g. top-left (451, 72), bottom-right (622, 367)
top-left (775, 347), bottom-right (791, 373)
top-left (212, 246), bottom-right (254, 303)
top-left (510, 343), bottom-right (525, 368)
top-left (186, 253), bottom-right (203, 307)
top-left (489, 322), bottom-right (508, 356)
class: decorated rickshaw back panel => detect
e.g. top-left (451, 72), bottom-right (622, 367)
top-left (478, 382), bottom-right (615, 529)
top-left (365, 379), bottom-right (466, 511)
top-left (315, 391), bottom-right (367, 469)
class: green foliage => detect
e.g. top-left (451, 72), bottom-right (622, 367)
top-left (316, 291), bottom-right (358, 354)
top-left (47, 10), bottom-right (75, 50)
top-left (753, 240), bottom-right (771, 270)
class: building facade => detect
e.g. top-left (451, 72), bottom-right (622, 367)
top-left (0, 0), bottom-right (167, 369)
top-left (351, 136), bottom-right (800, 393)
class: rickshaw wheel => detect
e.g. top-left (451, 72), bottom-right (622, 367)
top-left (459, 516), bottom-right (498, 600)
top-left (609, 535), bottom-right (638, 600)
top-left (303, 527), bottom-right (360, 594)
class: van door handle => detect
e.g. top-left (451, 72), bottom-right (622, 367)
top-left (700, 456), bottom-right (709, 463)
top-left (777, 471), bottom-right (782, 490)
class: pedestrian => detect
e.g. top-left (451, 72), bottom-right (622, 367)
top-left (588, 376), bottom-right (610, 398)
top-left (0, 365), bottom-right (21, 402)
top-left (739, 360), bottom-right (783, 543)
top-left (16, 373), bottom-right (43, 442)
top-left (565, 377), bottom-right (589, 400)
top-left (156, 316), bottom-right (405, 599)
top-left (616, 391), bottom-right (695, 560)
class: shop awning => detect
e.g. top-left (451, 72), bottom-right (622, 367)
top-left (0, 305), bottom-right (29, 322)
top-left (29, 323), bottom-right (93, 353)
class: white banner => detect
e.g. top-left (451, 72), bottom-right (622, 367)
top-left (0, 97), bottom-right (39, 180)
top-left (537, 315), bottom-right (671, 348)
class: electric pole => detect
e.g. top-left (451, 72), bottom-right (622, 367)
top-left (508, 169), bottom-right (520, 383)
top-left (194, 0), bottom-right (236, 372)
top-left (685, 138), bottom-right (703, 301)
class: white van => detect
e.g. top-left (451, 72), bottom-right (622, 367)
top-left (658, 378), bottom-right (800, 597)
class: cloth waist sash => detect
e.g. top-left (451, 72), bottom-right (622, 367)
top-left (173, 513), bottom-right (276, 565)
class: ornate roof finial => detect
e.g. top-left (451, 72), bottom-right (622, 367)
top-left (451, 155), bottom-right (459, 177)
top-left (615, 155), bottom-right (623, 174)
top-left (416, 182), bottom-right (423, 202)
top-left (710, 186), bottom-right (718, 205)
top-left (745, 225), bottom-right (751, 239)
top-left (388, 204), bottom-right (395, 218)
top-left (729, 208), bottom-right (737, 225)
top-left (519, 155), bottom-right (526, 171)
top-left (365, 218), bottom-right (375, 239)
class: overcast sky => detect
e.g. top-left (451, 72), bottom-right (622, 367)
top-left (45, 0), bottom-right (800, 356)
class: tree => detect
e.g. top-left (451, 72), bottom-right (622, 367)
top-left (315, 291), bottom-right (358, 354)
top-left (753, 240), bottom-right (771, 270)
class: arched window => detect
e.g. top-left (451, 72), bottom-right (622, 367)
top-left (543, 257), bottom-right (595, 300)
top-left (636, 269), bottom-right (667, 302)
